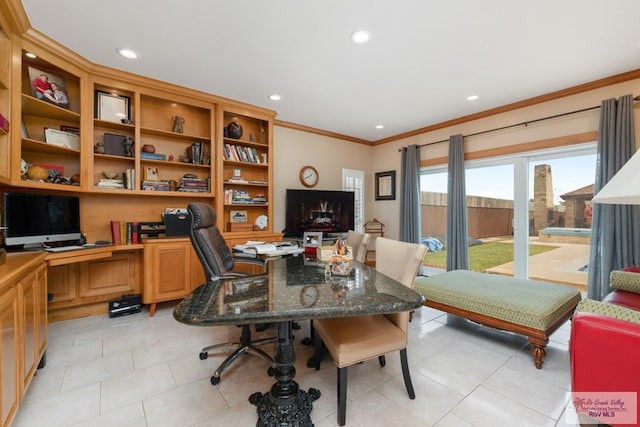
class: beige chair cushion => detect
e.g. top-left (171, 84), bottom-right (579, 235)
top-left (313, 315), bottom-right (407, 368)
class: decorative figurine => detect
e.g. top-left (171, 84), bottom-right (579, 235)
top-left (123, 137), bottom-right (134, 157)
top-left (94, 141), bottom-right (105, 154)
top-left (172, 115), bottom-right (185, 133)
top-left (249, 133), bottom-right (256, 142)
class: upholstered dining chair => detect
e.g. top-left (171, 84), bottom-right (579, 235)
top-left (187, 202), bottom-right (276, 385)
top-left (313, 236), bottom-right (427, 426)
top-left (302, 231), bottom-right (372, 353)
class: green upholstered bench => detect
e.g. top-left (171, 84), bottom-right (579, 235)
top-left (415, 270), bottom-right (582, 368)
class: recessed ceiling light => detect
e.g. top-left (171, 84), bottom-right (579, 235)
top-left (269, 94), bottom-right (281, 101)
top-left (350, 31), bottom-right (371, 44)
top-left (375, 125), bottom-right (384, 129)
top-left (25, 52), bottom-right (36, 59)
top-left (116, 48), bottom-right (139, 59)
top-left (466, 95), bottom-right (479, 101)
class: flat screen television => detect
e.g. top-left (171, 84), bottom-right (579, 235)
top-left (3, 192), bottom-right (82, 249)
top-left (284, 189), bottom-right (355, 238)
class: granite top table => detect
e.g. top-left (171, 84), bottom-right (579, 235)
top-left (174, 255), bottom-right (424, 426)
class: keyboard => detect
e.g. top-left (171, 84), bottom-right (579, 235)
top-left (44, 245), bottom-right (86, 252)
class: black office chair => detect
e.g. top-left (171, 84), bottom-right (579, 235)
top-left (187, 202), bottom-right (276, 385)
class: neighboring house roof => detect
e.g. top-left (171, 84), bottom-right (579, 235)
top-left (560, 184), bottom-right (595, 200)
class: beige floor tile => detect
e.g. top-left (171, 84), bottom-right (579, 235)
top-left (14, 298), bottom-right (576, 427)
top-left (142, 378), bottom-right (227, 427)
top-left (100, 363), bottom-right (177, 413)
top-left (13, 383), bottom-right (101, 427)
top-left (452, 386), bottom-right (556, 427)
top-left (70, 402), bottom-right (146, 427)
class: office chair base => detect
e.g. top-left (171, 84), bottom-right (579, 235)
top-left (210, 343), bottom-right (275, 385)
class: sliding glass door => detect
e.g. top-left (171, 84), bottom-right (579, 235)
top-left (420, 143), bottom-right (595, 289)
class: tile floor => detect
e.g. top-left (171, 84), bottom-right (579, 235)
top-left (13, 302), bottom-right (583, 427)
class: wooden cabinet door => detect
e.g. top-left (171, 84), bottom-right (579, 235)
top-left (78, 252), bottom-right (139, 299)
top-left (18, 271), bottom-right (37, 391)
top-left (0, 287), bottom-right (19, 427)
top-left (143, 241), bottom-right (191, 304)
top-left (47, 264), bottom-right (78, 303)
top-left (36, 264), bottom-right (48, 359)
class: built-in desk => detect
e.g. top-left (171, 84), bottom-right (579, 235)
top-left (45, 244), bottom-right (143, 322)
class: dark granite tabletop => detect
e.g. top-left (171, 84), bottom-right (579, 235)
top-left (174, 255), bottom-right (425, 326)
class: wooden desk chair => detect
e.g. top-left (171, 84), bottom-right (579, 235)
top-left (313, 237), bottom-right (427, 426)
top-left (188, 202), bottom-right (275, 385)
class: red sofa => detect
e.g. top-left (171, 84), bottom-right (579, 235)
top-left (569, 270), bottom-right (640, 426)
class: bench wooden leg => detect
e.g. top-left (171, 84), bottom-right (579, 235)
top-left (528, 336), bottom-right (548, 369)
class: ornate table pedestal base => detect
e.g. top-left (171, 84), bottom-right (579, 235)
top-left (249, 322), bottom-right (321, 426)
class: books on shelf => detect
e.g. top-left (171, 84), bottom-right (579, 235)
top-left (223, 143), bottom-right (263, 164)
top-left (178, 176), bottom-right (209, 193)
top-left (141, 180), bottom-right (171, 191)
top-left (140, 152), bottom-right (167, 161)
top-left (97, 178), bottom-right (124, 189)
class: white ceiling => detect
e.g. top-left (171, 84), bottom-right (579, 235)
top-left (20, 0), bottom-right (640, 142)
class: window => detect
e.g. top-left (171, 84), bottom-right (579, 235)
top-left (419, 143), bottom-right (596, 289)
top-left (343, 169), bottom-right (364, 232)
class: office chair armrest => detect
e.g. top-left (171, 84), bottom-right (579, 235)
top-left (232, 255), bottom-right (268, 273)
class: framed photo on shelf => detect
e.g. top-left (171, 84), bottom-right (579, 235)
top-left (95, 91), bottom-right (130, 123)
top-left (375, 170), bottom-right (396, 201)
top-left (27, 67), bottom-right (70, 109)
top-left (144, 166), bottom-right (159, 181)
top-left (230, 210), bottom-right (248, 223)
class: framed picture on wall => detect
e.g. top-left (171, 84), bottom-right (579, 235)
top-left (375, 170), bottom-right (396, 200)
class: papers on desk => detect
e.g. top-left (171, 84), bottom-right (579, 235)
top-left (233, 241), bottom-right (303, 256)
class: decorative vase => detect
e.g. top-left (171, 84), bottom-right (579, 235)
top-left (225, 122), bottom-right (243, 139)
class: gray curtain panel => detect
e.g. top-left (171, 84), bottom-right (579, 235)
top-left (446, 134), bottom-right (469, 271)
top-left (399, 144), bottom-right (421, 243)
top-left (587, 94), bottom-right (640, 300)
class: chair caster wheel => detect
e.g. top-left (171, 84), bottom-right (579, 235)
top-left (199, 352), bottom-right (208, 360)
top-left (211, 375), bottom-right (220, 385)
top-left (267, 367), bottom-right (275, 377)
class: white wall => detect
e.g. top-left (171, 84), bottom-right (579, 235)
top-left (272, 78), bottom-right (640, 240)
top-left (272, 126), bottom-right (373, 234)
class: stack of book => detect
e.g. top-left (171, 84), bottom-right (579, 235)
top-left (141, 180), bottom-right (170, 191)
top-left (140, 152), bottom-right (167, 161)
top-left (230, 189), bottom-right (251, 203)
top-left (251, 194), bottom-right (267, 204)
top-left (179, 176), bottom-right (208, 192)
top-left (97, 178), bottom-right (124, 189)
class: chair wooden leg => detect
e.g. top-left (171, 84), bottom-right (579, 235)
top-left (338, 367), bottom-right (347, 426)
top-left (400, 348), bottom-right (415, 399)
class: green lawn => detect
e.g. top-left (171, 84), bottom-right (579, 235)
top-left (423, 241), bottom-right (558, 272)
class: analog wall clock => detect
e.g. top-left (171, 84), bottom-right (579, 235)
top-left (299, 165), bottom-right (319, 188)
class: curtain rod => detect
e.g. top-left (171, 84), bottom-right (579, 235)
top-left (399, 94), bottom-right (640, 152)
